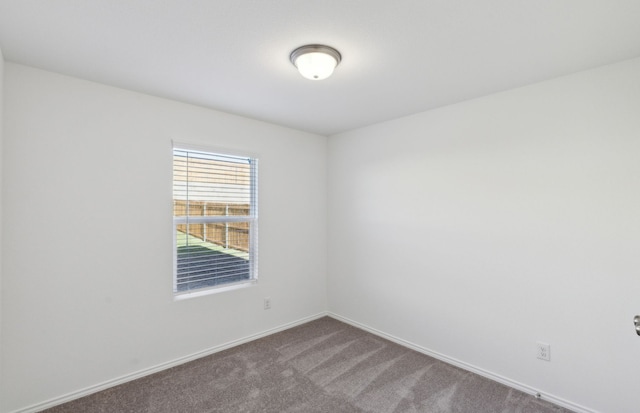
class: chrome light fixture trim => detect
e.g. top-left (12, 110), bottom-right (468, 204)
top-left (290, 44), bottom-right (342, 80)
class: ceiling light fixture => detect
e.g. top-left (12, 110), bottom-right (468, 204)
top-left (290, 44), bottom-right (341, 80)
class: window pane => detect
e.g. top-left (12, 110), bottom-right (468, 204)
top-left (173, 150), bottom-right (252, 214)
top-left (175, 228), bottom-right (251, 292)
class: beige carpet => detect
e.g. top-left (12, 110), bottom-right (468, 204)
top-left (43, 317), bottom-right (575, 413)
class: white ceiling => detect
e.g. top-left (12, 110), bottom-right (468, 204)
top-left (1, 1), bottom-right (639, 136)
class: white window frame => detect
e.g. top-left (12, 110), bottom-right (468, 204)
top-left (172, 142), bottom-right (258, 298)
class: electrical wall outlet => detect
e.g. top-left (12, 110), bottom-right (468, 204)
top-left (536, 342), bottom-right (550, 361)
top-left (263, 297), bottom-right (271, 310)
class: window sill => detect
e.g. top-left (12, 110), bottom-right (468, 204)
top-left (173, 279), bottom-right (257, 301)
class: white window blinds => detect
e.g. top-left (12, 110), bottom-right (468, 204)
top-left (173, 147), bottom-right (258, 293)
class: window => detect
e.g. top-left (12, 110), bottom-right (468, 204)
top-left (173, 146), bottom-right (258, 294)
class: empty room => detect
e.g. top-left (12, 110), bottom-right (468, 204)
top-left (1, 1), bottom-right (639, 413)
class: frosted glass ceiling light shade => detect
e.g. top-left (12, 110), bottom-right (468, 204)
top-left (290, 45), bottom-right (341, 80)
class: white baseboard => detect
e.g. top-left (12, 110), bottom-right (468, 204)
top-left (11, 312), bottom-right (328, 413)
top-left (327, 312), bottom-right (597, 413)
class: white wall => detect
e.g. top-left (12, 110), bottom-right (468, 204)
top-left (0, 47), bottom-right (4, 412)
top-left (1, 63), bottom-right (327, 412)
top-left (328, 57), bottom-right (640, 413)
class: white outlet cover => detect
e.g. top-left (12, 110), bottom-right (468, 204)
top-left (536, 342), bottom-right (551, 361)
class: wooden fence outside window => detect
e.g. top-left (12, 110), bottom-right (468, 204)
top-left (174, 200), bottom-right (250, 252)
